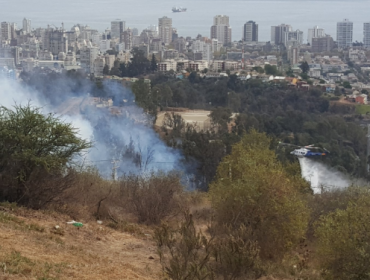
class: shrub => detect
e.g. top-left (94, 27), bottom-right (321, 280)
top-left (0, 104), bottom-right (90, 208)
top-left (120, 172), bottom-right (183, 224)
top-left (209, 130), bottom-right (309, 260)
top-left (315, 187), bottom-right (370, 279)
top-left (154, 212), bottom-right (214, 280)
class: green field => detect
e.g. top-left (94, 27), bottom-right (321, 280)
top-left (356, 104), bottom-right (370, 114)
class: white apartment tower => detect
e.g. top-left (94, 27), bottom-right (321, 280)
top-left (111, 20), bottom-right (125, 39)
top-left (337, 19), bottom-right (353, 49)
top-left (211, 15), bottom-right (232, 45)
top-left (23, 18), bottom-right (31, 34)
top-left (243, 21), bottom-right (258, 42)
top-left (1, 22), bottom-right (11, 41)
top-left (364, 22), bottom-right (370, 48)
top-left (307, 26), bottom-right (325, 45)
top-left (158, 16), bottom-right (172, 45)
top-left (213, 15), bottom-right (229, 26)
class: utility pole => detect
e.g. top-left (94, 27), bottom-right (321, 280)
top-left (111, 159), bottom-right (120, 181)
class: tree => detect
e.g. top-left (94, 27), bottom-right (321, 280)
top-left (0, 104), bottom-right (91, 208)
top-left (210, 107), bottom-right (232, 133)
top-left (300, 61), bottom-right (309, 74)
top-left (264, 64), bottom-right (278, 76)
top-left (315, 188), bottom-right (370, 279)
top-left (109, 60), bottom-right (121, 76)
top-left (103, 64), bottom-right (110, 75)
top-left (150, 54), bottom-right (158, 72)
top-left (209, 130), bottom-right (309, 260)
top-left (127, 47), bottom-right (150, 77)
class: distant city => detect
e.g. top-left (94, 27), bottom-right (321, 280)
top-left (0, 15), bottom-right (370, 92)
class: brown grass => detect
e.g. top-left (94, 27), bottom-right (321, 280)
top-left (0, 203), bottom-right (161, 280)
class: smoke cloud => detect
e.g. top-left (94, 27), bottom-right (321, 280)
top-left (0, 76), bottom-right (184, 178)
top-left (298, 157), bottom-right (352, 194)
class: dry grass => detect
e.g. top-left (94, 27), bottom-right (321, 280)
top-left (0, 203), bottom-right (161, 280)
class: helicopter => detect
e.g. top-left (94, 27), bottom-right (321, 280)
top-left (278, 142), bottom-right (330, 158)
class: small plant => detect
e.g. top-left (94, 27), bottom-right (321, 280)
top-left (154, 212), bottom-right (214, 280)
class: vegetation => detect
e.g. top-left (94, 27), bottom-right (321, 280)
top-left (0, 104), bottom-right (90, 208)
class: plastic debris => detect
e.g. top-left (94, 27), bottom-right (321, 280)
top-left (97, 220), bottom-right (103, 225)
top-left (66, 220), bottom-right (83, 227)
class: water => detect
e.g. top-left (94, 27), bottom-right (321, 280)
top-left (0, 0), bottom-right (368, 42)
top-left (299, 157), bottom-right (351, 194)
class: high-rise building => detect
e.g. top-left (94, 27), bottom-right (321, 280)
top-left (337, 19), bottom-right (353, 49)
top-left (243, 21), bottom-right (258, 42)
top-left (283, 30), bottom-right (304, 46)
top-left (271, 24), bottom-right (292, 44)
top-left (364, 22), bottom-right (370, 48)
top-left (43, 27), bottom-right (68, 55)
top-left (312, 35), bottom-right (334, 52)
top-left (23, 18), bottom-right (31, 34)
top-left (307, 26), bottom-right (325, 45)
top-left (1, 22), bottom-right (11, 41)
top-left (121, 28), bottom-right (133, 50)
top-left (80, 46), bottom-right (99, 73)
top-left (213, 15), bottom-right (229, 26)
top-left (158, 16), bottom-right (172, 45)
top-left (111, 20), bottom-right (125, 39)
top-left (210, 15), bottom-right (232, 45)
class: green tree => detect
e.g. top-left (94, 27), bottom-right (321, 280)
top-left (315, 188), bottom-right (370, 279)
top-left (264, 64), bottom-right (278, 76)
top-left (210, 107), bottom-right (232, 133)
top-left (109, 60), bottom-right (121, 76)
top-left (343, 81), bottom-right (352, 89)
top-left (0, 104), bottom-right (91, 208)
top-left (209, 130), bottom-right (309, 260)
top-left (150, 54), bottom-right (158, 72)
top-left (103, 64), bottom-right (110, 75)
top-left (299, 61), bottom-right (310, 74)
top-left (127, 48), bottom-right (150, 77)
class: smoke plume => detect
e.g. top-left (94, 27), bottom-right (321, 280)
top-left (0, 76), bottom-right (184, 178)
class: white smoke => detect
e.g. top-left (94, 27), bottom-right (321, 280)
top-left (0, 77), bottom-right (184, 177)
top-left (298, 157), bottom-right (351, 194)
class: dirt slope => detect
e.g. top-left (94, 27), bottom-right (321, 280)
top-left (0, 205), bottom-right (161, 280)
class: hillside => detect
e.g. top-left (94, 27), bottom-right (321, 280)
top-left (0, 203), bottom-right (161, 280)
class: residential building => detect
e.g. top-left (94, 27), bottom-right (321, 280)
top-left (99, 39), bottom-right (111, 53)
top-left (121, 28), bottom-right (133, 50)
top-left (271, 24), bottom-right (292, 44)
top-left (80, 46), bottom-right (99, 73)
top-left (307, 26), bottom-right (325, 45)
top-left (189, 60), bottom-right (208, 71)
top-left (337, 19), bottom-right (353, 49)
top-left (283, 30), bottom-right (303, 46)
top-left (43, 28), bottom-right (68, 55)
top-left (312, 35), bottom-right (334, 52)
top-left (111, 20), bottom-right (125, 39)
top-left (93, 56), bottom-right (105, 76)
top-left (364, 22), bottom-right (370, 48)
top-left (211, 15), bottom-right (232, 45)
top-left (158, 59), bottom-right (177, 72)
top-left (158, 16), bottom-right (172, 45)
top-left (1, 22), bottom-right (11, 41)
top-left (23, 18), bottom-right (31, 34)
top-left (243, 21), bottom-right (258, 42)
top-left (213, 15), bottom-right (229, 26)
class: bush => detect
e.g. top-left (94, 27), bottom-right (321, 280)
top-left (209, 130), bottom-right (309, 260)
top-left (315, 187), bottom-right (370, 279)
top-left (120, 172), bottom-right (183, 224)
top-left (154, 212), bottom-right (214, 280)
top-left (0, 104), bottom-right (90, 208)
